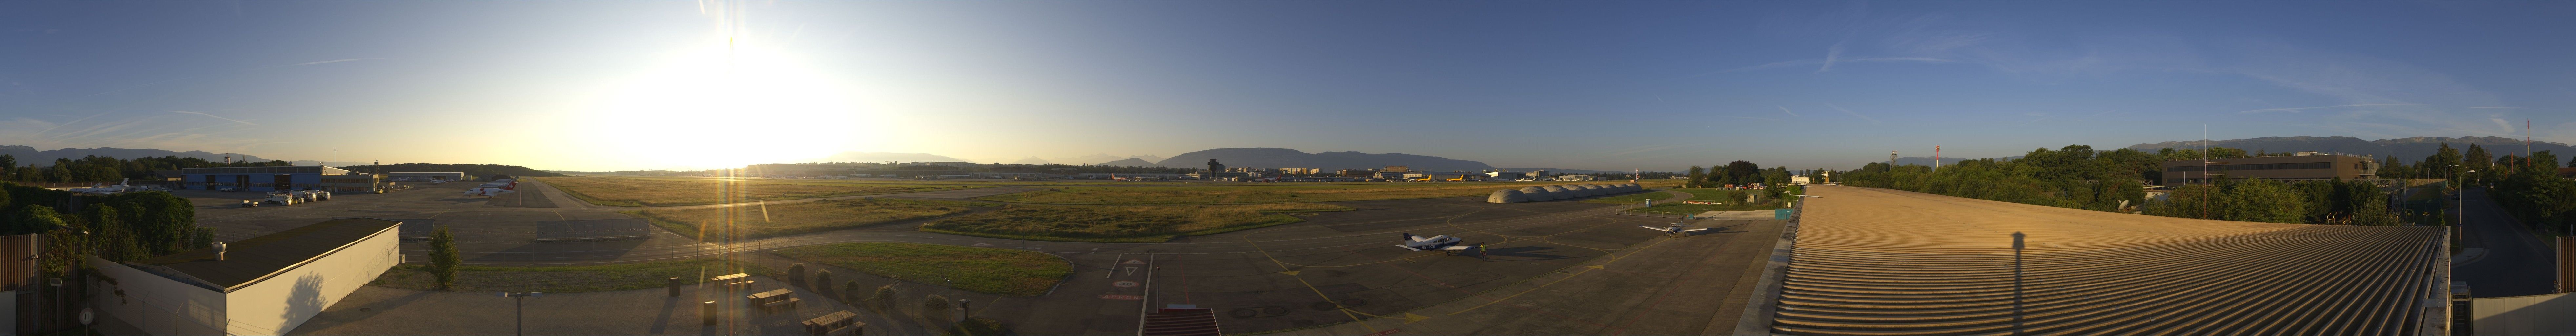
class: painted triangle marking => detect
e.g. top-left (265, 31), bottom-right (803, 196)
top-left (1122, 259), bottom-right (1147, 264)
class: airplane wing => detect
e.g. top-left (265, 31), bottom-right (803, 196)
top-left (1396, 245), bottom-right (1425, 251)
top-left (1639, 226), bottom-right (1673, 232)
top-left (1439, 245), bottom-right (1473, 250)
top-left (1680, 228), bottom-right (1712, 233)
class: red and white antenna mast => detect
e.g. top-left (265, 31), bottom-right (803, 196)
top-left (1934, 146), bottom-right (1941, 171)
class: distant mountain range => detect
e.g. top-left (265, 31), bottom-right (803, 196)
top-left (2125, 136), bottom-right (2573, 163)
top-left (1497, 168), bottom-right (1617, 174)
top-left (0, 145), bottom-right (294, 165)
top-left (1098, 158), bottom-right (1159, 167)
top-left (1153, 148), bottom-right (1495, 171)
top-left (811, 152), bottom-right (969, 163)
top-left (1050, 153), bottom-right (1167, 166)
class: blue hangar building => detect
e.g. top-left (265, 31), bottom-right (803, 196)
top-left (179, 165), bottom-right (387, 192)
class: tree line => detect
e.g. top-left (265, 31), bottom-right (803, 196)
top-left (1837, 145), bottom-right (2399, 225)
top-left (1683, 160), bottom-right (1799, 199)
top-left (3, 182), bottom-right (213, 278)
top-left (2, 154), bottom-right (297, 184)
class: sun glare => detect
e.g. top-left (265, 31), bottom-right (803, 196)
top-left (575, 35), bottom-right (863, 169)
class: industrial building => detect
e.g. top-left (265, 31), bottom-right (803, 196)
top-left (383, 172), bottom-right (465, 181)
top-left (179, 166), bottom-right (385, 192)
top-left (1767, 186), bottom-right (2447, 335)
top-left (88, 218), bottom-right (402, 335)
top-left (2160, 151), bottom-right (2378, 185)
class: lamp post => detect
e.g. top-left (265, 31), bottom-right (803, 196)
top-left (501, 292), bottom-right (545, 335)
top-left (2458, 169), bottom-right (2476, 228)
top-left (2198, 161), bottom-right (2231, 220)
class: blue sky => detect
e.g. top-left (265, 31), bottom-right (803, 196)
top-left (3, 1), bottom-right (2571, 171)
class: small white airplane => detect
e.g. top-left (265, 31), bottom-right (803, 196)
top-left (1396, 233), bottom-right (1475, 252)
top-left (1641, 222), bottom-right (1711, 236)
top-left (70, 179), bottom-right (135, 195)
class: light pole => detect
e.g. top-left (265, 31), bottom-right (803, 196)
top-left (501, 292), bottom-right (545, 335)
top-left (2198, 161), bottom-right (2230, 220)
top-left (2458, 169), bottom-right (2476, 228)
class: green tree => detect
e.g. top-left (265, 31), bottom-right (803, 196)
top-left (428, 227), bottom-right (460, 288)
top-left (1684, 166), bottom-right (1706, 188)
top-left (11, 205), bottom-right (67, 234)
top-left (2465, 144), bottom-right (2492, 172)
top-left (812, 269), bottom-right (833, 296)
top-left (2423, 143), bottom-right (2463, 179)
top-left (1721, 161), bottom-right (1760, 186)
top-left (2531, 150), bottom-right (2560, 171)
top-left (2219, 180), bottom-right (2306, 223)
top-left (787, 263), bottom-right (808, 287)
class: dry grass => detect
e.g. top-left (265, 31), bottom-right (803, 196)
top-left (539, 176), bottom-right (990, 206)
top-left (771, 242), bottom-right (1070, 297)
top-left (633, 198), bottom-right (988, 241)
top-left (978, 180), bottom-right (1680, 204)
top-left (919, 203), bottom-right (1350, 242)
top-left (368, 259), bottom-right (774, 293)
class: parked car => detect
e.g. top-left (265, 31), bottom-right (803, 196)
top-left (240, 200), bottom-right (260, 207)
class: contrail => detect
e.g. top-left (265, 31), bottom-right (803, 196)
top-left (171, 110), bottom-right (257, 125)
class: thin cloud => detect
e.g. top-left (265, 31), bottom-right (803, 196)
top-left (291, 58), bottom-right (380, 66)
top-left (171, 110), bottom-right (257, 125)
top-left (2233, 103), bottom-right (2422, 114)
top-left (1729, 116), bottom-right (1780, 121)
top-left (1776, 106), bottom-right (1802, 117)
top-left (1824, 102), bottom-right (1881, 124)
top-left (253, 58), bottom-right (385, 69)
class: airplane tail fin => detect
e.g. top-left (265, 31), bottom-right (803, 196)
top-left (1401, 233), bottom-right (1416, 242)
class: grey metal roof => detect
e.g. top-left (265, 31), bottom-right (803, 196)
top-left (131, 218), bottom-right (399, 293)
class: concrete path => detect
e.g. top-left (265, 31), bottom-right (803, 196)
top-left (290, 276), bottom-right (932, 336)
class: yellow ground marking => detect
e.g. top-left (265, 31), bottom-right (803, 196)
top-left (757, 200), bottom-right (772, 222)
top-left (1444, 232), bottom-right (1683, 316)
top-left (1296, 277), bottom-right (1383, 331)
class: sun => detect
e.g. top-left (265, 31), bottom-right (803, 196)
top-left (573, 36), bottom-right (864, 169)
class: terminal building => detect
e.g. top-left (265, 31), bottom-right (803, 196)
top-left (2159, 151), bottom-right (2377, 185)
top-left (179, 166), bottom-right (386, 192)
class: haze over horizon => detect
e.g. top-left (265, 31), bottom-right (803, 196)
top-left (5, 1), bottom-right (2571, 171)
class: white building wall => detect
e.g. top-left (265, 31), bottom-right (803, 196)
top-left (86, 257), bottom-right (227, 336)
top-left (2474, 292), bottom-right (2576, 336)
top-left (225, 226), bottom-right (399, 335)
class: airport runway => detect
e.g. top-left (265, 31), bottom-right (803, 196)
top-left (187, 179), bottom-right (1770, 335)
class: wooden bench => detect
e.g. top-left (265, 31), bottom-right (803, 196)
top-left (760, 297), bottom-right (801, 313)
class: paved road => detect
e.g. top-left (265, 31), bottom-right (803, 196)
top-left (2454, 187), bottom-right (2560, 297)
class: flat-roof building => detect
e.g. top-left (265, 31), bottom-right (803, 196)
top-left (2160, 152), bottom-right (2377, 185)
top-left (89, 218), bottom-right (401, 335)
top-left (180, 166), bottom-right (365, 192)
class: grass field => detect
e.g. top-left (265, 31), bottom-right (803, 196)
top-left (369, 259), bottom-right (773, 293)
top-left (977, 180), bottom-right (1681, 204)
top-left (1581, 189), bottom-right (1677, 204)
top-left (918, 203), bottom-right (1351, 242)
top-left (539, 176), bottom-right (994, 206)
top-left (770, 242), bottom-right (1071, 297)
top-left (633, 198), bottom-right (992, 241)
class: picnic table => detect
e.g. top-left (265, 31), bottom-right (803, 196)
top-left (802, 310), bottom-right (861, 336)
top-left (710, 273), bottom-right (755, 291)
top-left (747, 288), bottom-right (799, 313)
